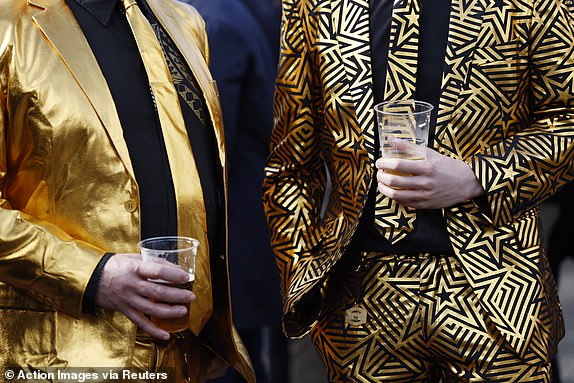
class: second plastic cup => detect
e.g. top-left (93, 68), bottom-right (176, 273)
top-left (138, 236), bottom-right (199, 333)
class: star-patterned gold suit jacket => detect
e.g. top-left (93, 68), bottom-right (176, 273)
top-left (263, 0), bottom-right (574, 365)
top-left (0, 0), bottom-right (253, 380)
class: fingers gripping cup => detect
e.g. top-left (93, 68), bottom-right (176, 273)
top-left (138, 236), bottom-right (199, 333)
top-left (375, 100), bottom-right (433, 175)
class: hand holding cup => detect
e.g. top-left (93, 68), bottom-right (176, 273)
top-left (375, 100), bottom-right (433, 176)
top-left (138, 236), bottom-right (199, 333)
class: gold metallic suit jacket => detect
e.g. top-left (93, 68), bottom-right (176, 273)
top-left (263, 0), bottom-right (574, 365)
top-left (0, 0), bottom-right (254, 380)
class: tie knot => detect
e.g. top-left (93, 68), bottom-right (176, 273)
top-left (121, 0), bottom-right (137, 11)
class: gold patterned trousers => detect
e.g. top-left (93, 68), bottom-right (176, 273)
top-left (310, 251), bottom-right (552, 382)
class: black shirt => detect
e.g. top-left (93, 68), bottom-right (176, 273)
top-left (66, 0), bottom-right (222, 255)
top-left (349, 0), bottom-right (454, 254)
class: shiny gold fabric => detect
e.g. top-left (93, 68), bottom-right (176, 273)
top-left (121, 0), bottom-right (212, 336)
top-left (0, 0), bottom-right (253, 381)
top-left (262, 0), bottom-right (574, 367)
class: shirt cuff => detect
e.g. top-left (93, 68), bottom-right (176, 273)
top-left (82, 252), bottom-right (115, 315)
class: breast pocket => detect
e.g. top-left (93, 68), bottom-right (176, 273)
top-left (467, 40), bottom-right (528, 99)
top-left (472, 39), bottom-right (524, 65)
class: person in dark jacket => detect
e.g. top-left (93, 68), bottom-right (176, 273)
top-left (182, 0), bottom-right (288, 382)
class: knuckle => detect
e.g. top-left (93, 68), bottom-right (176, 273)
top-left (387, 176), bottom-right (400, 188)
top-left (420, 190), bottom-right (432, 202)
top-left (385, 162), bottom-right (398, 172)
top-left (151, 283), bottom-right (164, 298)
top-left (424, 160), bottom-right (435, 172)
top-left (139, 303), bottom-right (154, 316)
top-left (377, 183), bottom-right (385, 195)
top-left (134, 261), bottom-right (146, 277)
top-left (420, 179), bottom-right (432, 190)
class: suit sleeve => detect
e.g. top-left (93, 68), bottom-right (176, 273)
top-left (468, 0), bottom-right (574, 227)
top-left (262, 0), bottom-right (327, 305)
top-left (0, 24), bottom-right (105, 319)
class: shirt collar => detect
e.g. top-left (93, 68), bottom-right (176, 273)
top-left (68, 0), bottom-right (119, 25)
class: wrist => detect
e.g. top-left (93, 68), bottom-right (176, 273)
top-left (462, 162), bottom-right (484, 200)
top-left (82, 252), bottom-right (115, 315)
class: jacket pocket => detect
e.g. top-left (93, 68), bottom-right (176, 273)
top-left (467, 39), bottom-right (528, 97)
top-left (510, 207), bottom-right (542, 250)
top-left (472, 39), bottom-right (523, 66)
top-left (0, 309), bottom-right (60, 367)
top-left (307, 213), bottom-right (342, 251)
top-left (0, 282), bottom-right (56, 311)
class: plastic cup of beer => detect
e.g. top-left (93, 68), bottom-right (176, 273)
top-left (138, 236), bottom-right (199, 333)
top-left (375, 100), bottom-right (433, 175)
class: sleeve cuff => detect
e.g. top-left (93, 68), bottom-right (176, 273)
top-left (82, 252), bottom-right (115, 315)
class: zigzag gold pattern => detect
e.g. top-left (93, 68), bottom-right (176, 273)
top-left (311, 254), bottom-right (553, 381)
top-left (262, 0), bottom-right (574, 370)
top-left (373, 0), bottom-right (420, 243)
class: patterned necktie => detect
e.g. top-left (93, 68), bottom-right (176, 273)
top-left (121, 0), bottom-right (213, 335)
top-left (374, 0), bottom-right (420, 244)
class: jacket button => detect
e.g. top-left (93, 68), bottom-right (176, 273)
top-left (124, 199), bottom-right (138, 212)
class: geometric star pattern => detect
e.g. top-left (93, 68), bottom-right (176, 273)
top-left (311, 252), bottom-right (552, 381)
top-left (262, 0), bottom-right (574, 373)
top-left (373, 0), bottom-right (419, 244)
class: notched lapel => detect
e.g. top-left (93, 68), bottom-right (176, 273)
top-left (30, 0), bottom-right (136, 179)
top-left (147, 0), bottom-right (226, 168)
top-left (434, 0), bottom-right (485, 152)
top-left (330, 0), bottom-right (375, 163)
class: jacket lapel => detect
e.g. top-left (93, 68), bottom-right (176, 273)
top-left (29, 0), bottom-right (136, 180)
top-left (331, 0), bottom-right (376, 163)
top-left (147, 0), bottom-right (226, 169)
top-left (433, 0), bottom-right (540, 358)
top-left (331, 0), bottom-right (487, 159)
top-left (433, 0), bottom-right (486, 154)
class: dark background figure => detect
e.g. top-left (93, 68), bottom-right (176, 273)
top-left (548, 181), bottom-right (574, 283)
top-left (545, 181), bottom-right (574, 383)
top-left (537, 1), bottom-right (574, 379)
top-left (181, 0), bottom-right (288, 382)
top-left (239, 0), bottom-right (282, 65)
